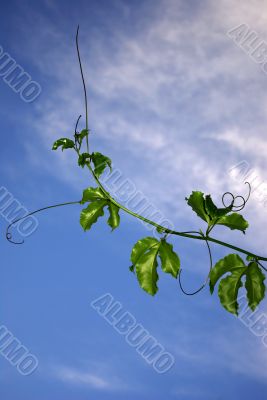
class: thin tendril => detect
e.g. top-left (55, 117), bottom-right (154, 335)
top-left (178, 232), bottom-right (213, 296)
top-left (74, 114), bottom-right (82, 150)
top-left (76, 26), bottom-right (89, 153)
top-left (222, 182), bottom-right (251, 212)
top-left (75, 114), bottom-right (82, 134)
top-left (256, 260), bottom-right (267, 273)
top-left (7, 30), bottom-right (267, 271)
top-left (6, 201), bottom-right (80, 245)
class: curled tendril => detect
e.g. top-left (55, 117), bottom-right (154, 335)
top-left (178, 231), bottom-right (213, 296)
top-left (222, 182), bottom-right (251, 212)
top-left (75, 114), bottom-right (82, 135)
top-left (6, 230), bottom-right (24, 245)
top-left (6, 201), bottom-right (81, 245)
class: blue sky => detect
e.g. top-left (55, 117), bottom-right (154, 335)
top-left (1, 0), bottom-right (267, 398)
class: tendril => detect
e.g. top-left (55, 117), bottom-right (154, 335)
top-left (75, 115), bottom-right (82, 134)
top-left (256, 260), bottom-right (267, 273)
top-left (6, 201), bottom-right (81, 245)
top-left (74, 114), bottom-right (82, 150)
top-left (76, 25), bottom-right (89, 153)
top-left (178, 232), bottom-right (213, 296)
top-left (222, 182), bottom-right (251, 212)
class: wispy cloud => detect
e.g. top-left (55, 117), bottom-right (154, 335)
top-left (16, 0), bottom-right (267, 250)
top-left (54, 364), bottom-right (128, 391)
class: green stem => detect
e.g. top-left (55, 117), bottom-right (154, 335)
top-left (83, 156), bottom-right (267, 262)
top-left (75, 26), bottom-right (267, 265)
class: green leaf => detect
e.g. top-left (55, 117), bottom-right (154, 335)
top-left (91, 152), bottom-right (112, 178)
top-left (218, 271), bottom-right (245, 315)
top-left (210, 254), bottom-right (247, 314)
top-left (130, 237), bottom-right (181, 295)
top-left (209, 254), bottom-right (246, 294)
top-left (107, 203), bottom-right (120, 231)
top-left (80, 188), bottom-right (120, 232)
top-left (130, 236), bottom-right (160, 293)
top-left (135, 244), bottom-right (161, 296)
top-left (186, 191), bottom-right (209, 223)
top-left (209, 254), bottom-right (266, 315)
top-left (245, 262), bottom-right (265, 311)
top-left (81, 187), bottom-right (106, 204)
top-left (79, 129), bottom-right (88, 140)
top-left (78, 153), bottom-right (90, 167)
top-left (80, 200), bottom-right (106, 231)
top-left (205, 195), bottom-right (231, 219)
top-left (130, 237), bottom-right (159, 267)
top-left (186, 191), bottom-right (249, 233)
top-left (75, 129), bottom-right (89, 147)
top-left (158, 239), bottom-right (180, 278)
top-left (52, 138), bottom-right (75, 151)
top-left (217, 213), bottom-right (249, 233)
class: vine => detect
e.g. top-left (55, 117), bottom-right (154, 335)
top-left (6, 27), bottom-right (267, 316)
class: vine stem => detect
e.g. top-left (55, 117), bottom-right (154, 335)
top-left (8, 26), bottom-right (267, 267)
top-left (7, 191), bottom-right (267, 262)
top-left (74, 25), bottom-right (267, 264)
top-left (87, 167), bottom-right (267, 262)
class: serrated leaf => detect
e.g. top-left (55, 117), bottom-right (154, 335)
top-left (81, 187), bottom-right (106, 204)
top-left (130, 236), bottom-right (160, 295)
top-left (79, 129), bottom-right (88, 140)
top-left (130, 237), bottom-right (159, 268)
top-left (245, 262), bottom-right (265, 311)
top-left (209, 254), bottom-right (246, 294)
top-left (91, 152), bottom-right (112, 178)
top-left (218, 271), bottom-right (244, 315)
top-left (107, 202), bottom-right (120, 231)
top-left (204, 195), bottom-right (217, 219)
top-left (80, 200), bottom-right (106, 231)
top-left (187, 191), bottom-right (249, 233)
top-left (135, 246), bottom-right (160, 295)
top-left (52, 138), bottom-right (75, 151)
top-left (158, 239), bottom-right (180, 278)
top-left (75, 129), bottom-right (89, 147)
top-left (205, 195), bottom-right (231, 219)
top-left (209, 254), bottom-right (266, 315)
top-left (130, 237), bottom-right (182, 295)
top-left (186, 191), bottom-right (209, 223)
top-left (217, 213), bottom-right (249, 233)
top-left (78, 153), bottom-right (90, 167)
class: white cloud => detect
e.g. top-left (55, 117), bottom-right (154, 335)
top-left (54, 364), bottom-right (128, 391)
top-left (17, 0), bottom-right (267, 255)
top-left (207, 127), bottom-right (267, 161)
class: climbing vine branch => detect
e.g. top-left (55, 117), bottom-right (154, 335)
top-left (6, 26), bottom-right (267, 316)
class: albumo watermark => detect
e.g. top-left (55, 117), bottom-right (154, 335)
top-left (228, 161), bottom-right (267, 209)
top-left (91, 293), bottom-right (175, 374)
top-left (0, 45), bottom-right (41, 103)
top-left (100, 166), bottom-right (174, 238)
top-left (0, 186), bottom-right (38, 238)
top-left (227, 23), bottom-right (267, 76)
top-left (235, 296), bottom-right (267, 348)
top-left (0, 325), bottom-right (39, 376)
